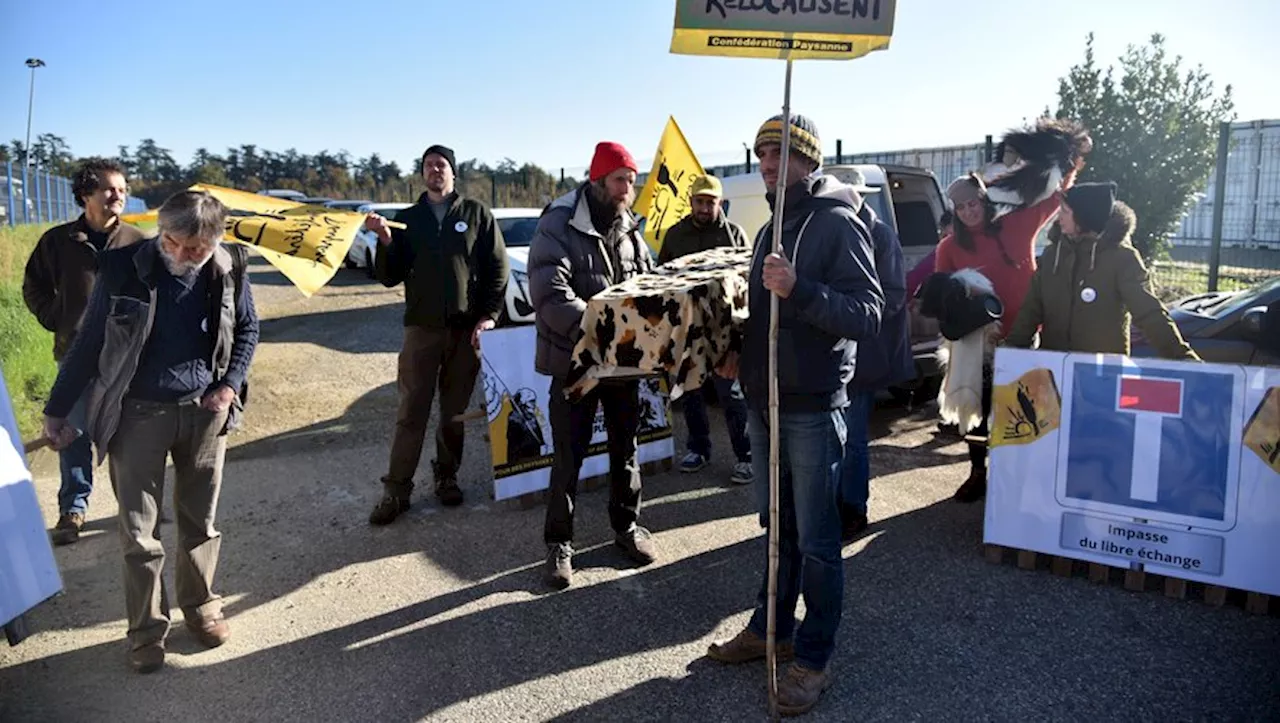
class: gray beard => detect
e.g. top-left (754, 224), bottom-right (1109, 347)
top-left (160, 248), bottom-right (213, 277)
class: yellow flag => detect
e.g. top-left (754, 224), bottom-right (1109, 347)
top-left (633, 116), bottom-right (705, 256)
top-left (122, 184), bottom-right (365, 297)
top-left (669, 0), bottom-right (896, 61)
top-left (990, 368), bottom-right (1062, 448)
top-left (1243, 387), bottom-right (1280, 475)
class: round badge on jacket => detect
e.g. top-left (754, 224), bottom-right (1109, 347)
top-left (1081, 287), bottom-right (1097, 303)
top-left (455, 221), bottom-right (468, 233)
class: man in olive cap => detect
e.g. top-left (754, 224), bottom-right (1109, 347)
top-left (657, 174), bottom-right (753, 484)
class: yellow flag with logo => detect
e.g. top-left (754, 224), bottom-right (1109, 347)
top-left (1243, 387), bottom-right (1280, 475)
top-left (122, 184), bottom-right (366, 297)
top-left (633, 116), bottom-right (705, 256)
top-left (990, 368), bottom-right (1062, 448)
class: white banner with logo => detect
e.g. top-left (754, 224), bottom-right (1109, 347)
top-left (479, 326), bottom-right (675, 501)
top-left (0, 366), bottom-right (63, 629)
top-left (984, 348), bottom-right (1280, 595)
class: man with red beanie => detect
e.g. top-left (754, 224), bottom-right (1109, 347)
top-left (528, 141), bottom-right (656, 589)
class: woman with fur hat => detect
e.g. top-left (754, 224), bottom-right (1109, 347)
top-left (1006, 182), bottom-right (1197, 360)
top-left (933, 168), bottom-right (1076, 503)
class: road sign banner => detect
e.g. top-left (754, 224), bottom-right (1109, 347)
top-left (985, 349), bottom-right (1280, 597)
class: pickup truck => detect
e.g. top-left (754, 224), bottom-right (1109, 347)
top-left (716, 163), bottom-right (948, 403)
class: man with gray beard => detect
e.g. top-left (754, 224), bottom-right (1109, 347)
top-left (42, 190), bottom-right (259, 674)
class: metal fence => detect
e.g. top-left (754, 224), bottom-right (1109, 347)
top-left (2, 160), bottom-right (148, 227)
top-left (701, 119), bottom-right (1280, 300)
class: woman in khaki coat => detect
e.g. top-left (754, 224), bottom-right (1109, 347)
top-left (1006, 182), bottom-right (1198, 361)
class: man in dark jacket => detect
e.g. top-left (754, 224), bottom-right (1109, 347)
top-left (839, 181), bottom-right (914, 541)
top-left (22, 157), bottom-right (145, 545)
top-left (528, 141), bottom-right (657, 590)
top-left (657, 174), bottom-right (753, 483)
top-left (706, 114), bottom-right (884, 717)
top-left (42, 190), bottom-right (259, 674)
top-left (363, 144), bottom-right (509, 523)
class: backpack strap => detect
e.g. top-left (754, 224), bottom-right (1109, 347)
top-left (227, 242), bottom-right (250, 405)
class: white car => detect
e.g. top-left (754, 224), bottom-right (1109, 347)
top-left (493, 207), bottom-right (542, 326)
top-left (347, 202), bottom-right (412, 273)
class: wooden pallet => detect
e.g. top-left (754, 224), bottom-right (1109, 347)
top-left (984, 544), bottom-right (1276, 616)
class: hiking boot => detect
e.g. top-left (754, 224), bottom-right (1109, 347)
top-left (545, 542), bottom-right (573, 590)
top-left (706, 627), bottom-right (794, 664)
top-left (679, 451), bottom-right (708, 473)
top-left (432, 461), bottom-right (464, 507)
top-left (129, 642), bottom-right (165, 674)
top-left (730, 462), bottom-right (754, 486)
top-left (51, 512), bottom-right (85, 546)
top-left (435, 478), bottom-right (464, 507)
top-left (953, 468), bottom-right (987, 504)
top-left (369, 478), bottom-right (413, 525)
top-left (185, 614), bottom-right (231, 649)
top-left (840, 505), bottom-right (868, 544)
top-left (776, 663), bottom-right (832, 717)
top-left (614, 526), bottom-right (657, 565)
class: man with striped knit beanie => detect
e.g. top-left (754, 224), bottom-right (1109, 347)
top-left (706, 114), bottom-right (885, 716)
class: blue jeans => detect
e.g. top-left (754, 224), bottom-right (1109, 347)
top-left (58, 390), bottom-right (94, 516)
top-left (745, 407), bottom-right (846, 670)
top-left (682, 376), bottom-right (750, 463)
top-left (838, 390), bottom-right (875, 515)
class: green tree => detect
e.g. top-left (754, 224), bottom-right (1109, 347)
top-left (1052, 33), bottom-right (1234, 260)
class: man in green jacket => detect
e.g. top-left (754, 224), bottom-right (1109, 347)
top-left (363, 144), bottom-right (509, 523)
top-left (656, 174), bottom-right (749, 264)
top-left (656, 175), bottom-right (753, 484)
top-left (1006, 182), bottom-right (1197, 361)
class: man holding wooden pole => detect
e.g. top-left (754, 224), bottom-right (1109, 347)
top-left (708, 114), bottom-right (884, 716)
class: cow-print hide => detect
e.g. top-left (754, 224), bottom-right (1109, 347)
top-left (565, 246), bottom-right (751, 402)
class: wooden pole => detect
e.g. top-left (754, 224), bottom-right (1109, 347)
top-left (765, 57), bottom-right (794, 722)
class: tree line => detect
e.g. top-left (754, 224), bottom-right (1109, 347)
top-left (1, 35), bottom-right (1235, 260)
top-left (1, 138), bottom-right (580, 210)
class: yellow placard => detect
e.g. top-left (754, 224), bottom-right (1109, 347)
top-left (633, 116), bottom-right (705, 256)
top-left (122, 184), bottom-right (366, 297)
top-left (1243, 387), bottom-right (1280, 475)
top-left (990, 368), bottom-right (1062, 448)
top-left (670, 0), bottom-right (896, 60)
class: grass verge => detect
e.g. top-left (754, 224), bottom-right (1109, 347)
top-left (1, 224), bottom-right (57, 442)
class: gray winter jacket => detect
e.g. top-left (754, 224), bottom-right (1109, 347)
top-left (528, 184), bottom-right (654, 379)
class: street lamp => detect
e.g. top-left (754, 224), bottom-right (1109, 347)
top-left (24, 58), bottom-right (45, 169)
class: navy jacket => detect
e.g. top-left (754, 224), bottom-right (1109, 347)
top-left (849, 202), bottom-right (914, 391)
top-left (740, 175), bottom-right (885, 413)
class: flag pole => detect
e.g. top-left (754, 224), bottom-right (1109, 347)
top-left (766, 56), bottom-right (794, 722)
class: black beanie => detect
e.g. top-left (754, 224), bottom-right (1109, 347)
top-left (421, 144), bottom-right (457, 175)
top-left (1065, 182), bottom-right (1116, 235)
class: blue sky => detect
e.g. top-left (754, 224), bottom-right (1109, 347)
top-left (2, 0), bottom-right (1276, 178)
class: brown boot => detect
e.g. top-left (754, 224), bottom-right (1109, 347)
top-left (545, 542), bottom-right (573, 590)
top-left (434, 478), bottom-right (464, 507)
top-left (776, 663), bottom-right (832, 716)
top-left (432, 461), bottom-right (464, 507)
top-left (185, 614), bottom-right (231, 649)
top-left (706, 627), bottom-right (795, 664)
top-left (614, 526), bottom-right (657, 565)
top-left (369, 478), bottom-right (413, 525)
top-left (129, 642), bottom-right (165, 674)
top-left (953, 467), bottom-right (987, 503)
top-left (51, 512), bottom-right (85, 546)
